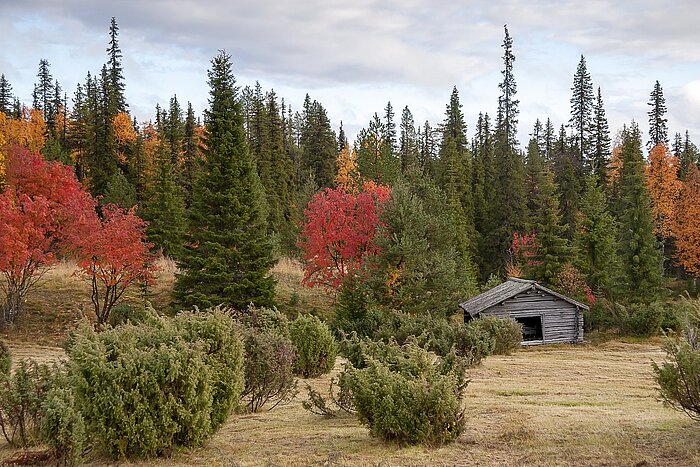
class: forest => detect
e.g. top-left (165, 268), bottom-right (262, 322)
top-left (1, 16), bottom-right (700, 466)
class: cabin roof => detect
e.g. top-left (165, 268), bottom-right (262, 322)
top-left (458, 277), bottom-right (590, 317)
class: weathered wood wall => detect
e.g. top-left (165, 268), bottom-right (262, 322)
top-left (481, 287), bottom-right (583, 344)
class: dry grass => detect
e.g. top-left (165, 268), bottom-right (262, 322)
top-left (271, 257), bottom-right (334, 319)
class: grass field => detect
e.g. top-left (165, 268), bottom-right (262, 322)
top-left (1, 261), bottom-right (699, 466)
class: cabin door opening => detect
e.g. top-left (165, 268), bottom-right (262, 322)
top-left (515, 316), bottom-right (543, 342)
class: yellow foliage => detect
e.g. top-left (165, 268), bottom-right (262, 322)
top-left (334, 145), bottom-right (359, 193)
top-left (0, 109), bottom-right (46, 169)
top-left (646, 144), bottom-right (682, 238)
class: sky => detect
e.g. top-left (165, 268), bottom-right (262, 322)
top-left (1, 0), bottom-right (699, 149)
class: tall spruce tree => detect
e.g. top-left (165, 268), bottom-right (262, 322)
top-left (591, 87), bottom-right (611, 184)
top-left (647, 80), bottom-right (668, 150)
top-left (487, 25), bottom-right (527, 277)
top-left (384, 101), bottom-right (397, 155)
top-left (615, 124), bottom-right (662, 300)
top-left (530, 165), bottom-right (569, 284)
top-left (173, 51), bottom-right (275, 310)
top-left (0, 75), bottom-right (13, 114)
top-left (680, 130), bottom-right (700, 179)
top-left (399, 106), bottom-right (419, 173)
top-left (106, 17), bottom-right (127, 113)
top-left (575, 175), bottom-right (619, 293)
top-left (299, 96), bottom-right (336, 187)
top-left (181, 102), bottom-right (201, 206)
top-left (568, 55), bottom-right (595, 172)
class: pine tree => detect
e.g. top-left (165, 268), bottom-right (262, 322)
top-left (0, 75), bottom-right (13, 114)
top-left (647, 80), bottom-right (668, 150)
top-left (384, 101), bottom-right (397, 156)
top-left (575, 175), bottom-right (619, 293)
top-left (173, 51), bottom-right (275, 310)
top-left (591, 87), bottom-right (611, 184)
top-left (616, 124), bottom-right (662, 300)
top-left (568, 55), bottom-right (595, 171)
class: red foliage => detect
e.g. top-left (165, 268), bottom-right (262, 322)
top-left (299, 184), bottom-right (391, 289)
top-left (75, 204), bottom-right (157, 324)
top-left (511, 232), bottom-right (542, 267)
top-left (0, 145), bottom-right (97, 323)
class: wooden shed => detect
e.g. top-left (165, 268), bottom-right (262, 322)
top-left (459, 278), bottom-right (588, 345)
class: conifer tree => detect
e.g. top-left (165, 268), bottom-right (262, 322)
top-left (530, 166), bottom-right (569, 284)
top-left (0, 75), bottom-right (13, 115)
top-left (181, 102), bottom-right (201, 206)
top-left (33, 59), bottom-right (56, 129)
top-left (569, 55), bottom-right (595, 171)
top-left (384, 101), bottom-right (397, 155)
top-left (356, 113), bottom-right (399, 184)
top-left (616, 124), bottom-right (662, 300)
top-left (680, 131), bottom-right (699, 179)
top-left (173, 51), bottom-right (275, 310)
top-left (487, 25), bottom-right (527, 276)
top-left (542, 118), bottom-right (555, 161)
top-left (399, 106), bottom-right (419, 173)
top-left (575, 175), bottom-right (619, 293)
top-left (164, 95), bottom-right (184, 167)
top-left (472, 112), bottom-right (493, 252)
top-left (106, 17), bottom-right (127, 113)
top-left (556, 156), bottom-right (580, 241)
top-left (647, 80), bottom-right (668, 150)
top-left (142, 138), bottom-right (187, 258)
top-left (337, 121), bottom-right (348, 154)
top-left (418, 120), bottom-right (437, 176)
top-left (525, 135), bottom-right (545, 228)
top-left (591, 87), bottom-right (611, 184)
top-left (299, 96), bottom-right (336, 188)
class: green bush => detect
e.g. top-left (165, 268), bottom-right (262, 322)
top-left (622, 302), bottom-right (664, 336)
top-left (66, 309), bottom-right (244, 459)
top-left (107, 303), bottom-right (159, 327)
top-left (454, 322), bottom-right (496, 367)
top-left (233, 305), bottom-right (290, 337)
top-left (332, 279), bottom-right (384, 338)
top-left (40, 387), bottom-right (86, 466)
top-left (240, 328), bottom-right (297, 412)
top-left (343, 340), bottom-right (468, 446)
top-left (653, 298), bottom-right (700, 421)
top-left (0, 340), bottom-right (11, 376)
top-left (290, 314), bottom-right (337, 378)
top-left (468, 317), bottom-right (522, 355)
top-left (0, 359), bottom-right (55, 446)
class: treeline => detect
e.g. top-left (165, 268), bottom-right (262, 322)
top-left (1, 20), bottom-right (699, 305)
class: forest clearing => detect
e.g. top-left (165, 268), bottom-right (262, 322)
top-left (0, 261), bottom-right (697, 466)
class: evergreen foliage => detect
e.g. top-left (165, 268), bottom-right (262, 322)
top-left (289, 314), bottom-right (337, 378)
top-left (615, 124), bottom-right (663, 300)
top-left (591, 87), bottom-right (611, 183)
top-left (174, 51), bottom-right (276, 310)
top-left (647, 80), bottom-right (669, 149)
top-left (568, 55), bottom-right (595, 169)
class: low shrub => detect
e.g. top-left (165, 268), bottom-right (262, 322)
top-left (107, 303), bottom-right (159, 327)
top-left (0, 359), bottom-right (55, 447)
top-left (332, 280), bottom-right (384, 338)
top-left (290, 314), bottom-right (337, 378)
top-left (0, 340), bottom-right (11, 376)
top-left (653, 297), bottom-right (700, 421)
top-left (40, 387), bottom-right (86, 466)
top-left (66, 309), bottom-right (244, 459)
top-left (468, 316), bottom-right (522, 355)
top-left (240, 328), bottom-right (297, 412)
top-left (343, 340), bottom-right (468, 446)
top-left (454, 322), bottom-right (496, 367)
top-left (622, 302), bottom-right (665, 337)
top-left (233, 305), bottom-right (290, 338)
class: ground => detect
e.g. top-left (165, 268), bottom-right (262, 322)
top-left (1, 261), bottom-right (699, 466)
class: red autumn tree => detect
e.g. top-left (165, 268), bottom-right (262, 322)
top-left (0, 145), bottom-right (97, 323)
top-left (75, 204), bottom-right (157, 324)
top-left (673, 164), bottom-right (700, 281)
top-left (299, 183), bottom-right (390, 289)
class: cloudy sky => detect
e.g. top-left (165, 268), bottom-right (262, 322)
top-left (1, 0), bottom-right (699, 148)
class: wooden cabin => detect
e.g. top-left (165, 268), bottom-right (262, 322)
top-left (459, 278), bottom-right (588, 345)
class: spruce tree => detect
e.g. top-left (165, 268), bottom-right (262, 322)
top-left (384, 101), bottom-right (397, 155)
top-left (575, 175), bottom-right (619, 293)
top-left (299, 97), bottom-right (336, 188)
top-left (542, 118), bottom-right (555, 161)
top-left (106, 17), bottom-right (127, 113)
top-left (525, 134), bottom-right (546, 228)
top-left (173, 51), bottom-right (275, 310)
top-left (0, 75), bottom-right (13, 114)
top-left (568, 55), bottom-right (595, 172)
top-left (591, 87), bottom-right (611, 184)
top-left (182, 102), bottom-right (201, 206)
top-left (557, 156), bottom-right (581, 241)
top-left (530, 166), bottom-right (569, 284)
top-left (647, 80), bottom-right (668, 150)
top-left (616, 124), bottom-right (662, 300)
top-left (33, 59), bottom-right (55, 128)
top-left (399, 106), bottom-right (419, 173)
top-left (487, 25), bottom-right (527, 276)
top-left (142, 140), bottom-right (187, 258)
top-left (680, 130), bottom-right (699, 179)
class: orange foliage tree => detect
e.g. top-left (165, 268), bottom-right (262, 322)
top-left (646, 143), bottom-right (682, 238)
top-left (334, 144), bottom-right (360, 192)
top-left (0, 110), bottom-right (47, 182)
top-left (112, 111), bottom-right (137, 165)
top-left (673, 164), bottom-right (700, 279)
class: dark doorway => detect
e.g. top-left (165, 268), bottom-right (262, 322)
top-left (515, 316), bottom-right (543, 341)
